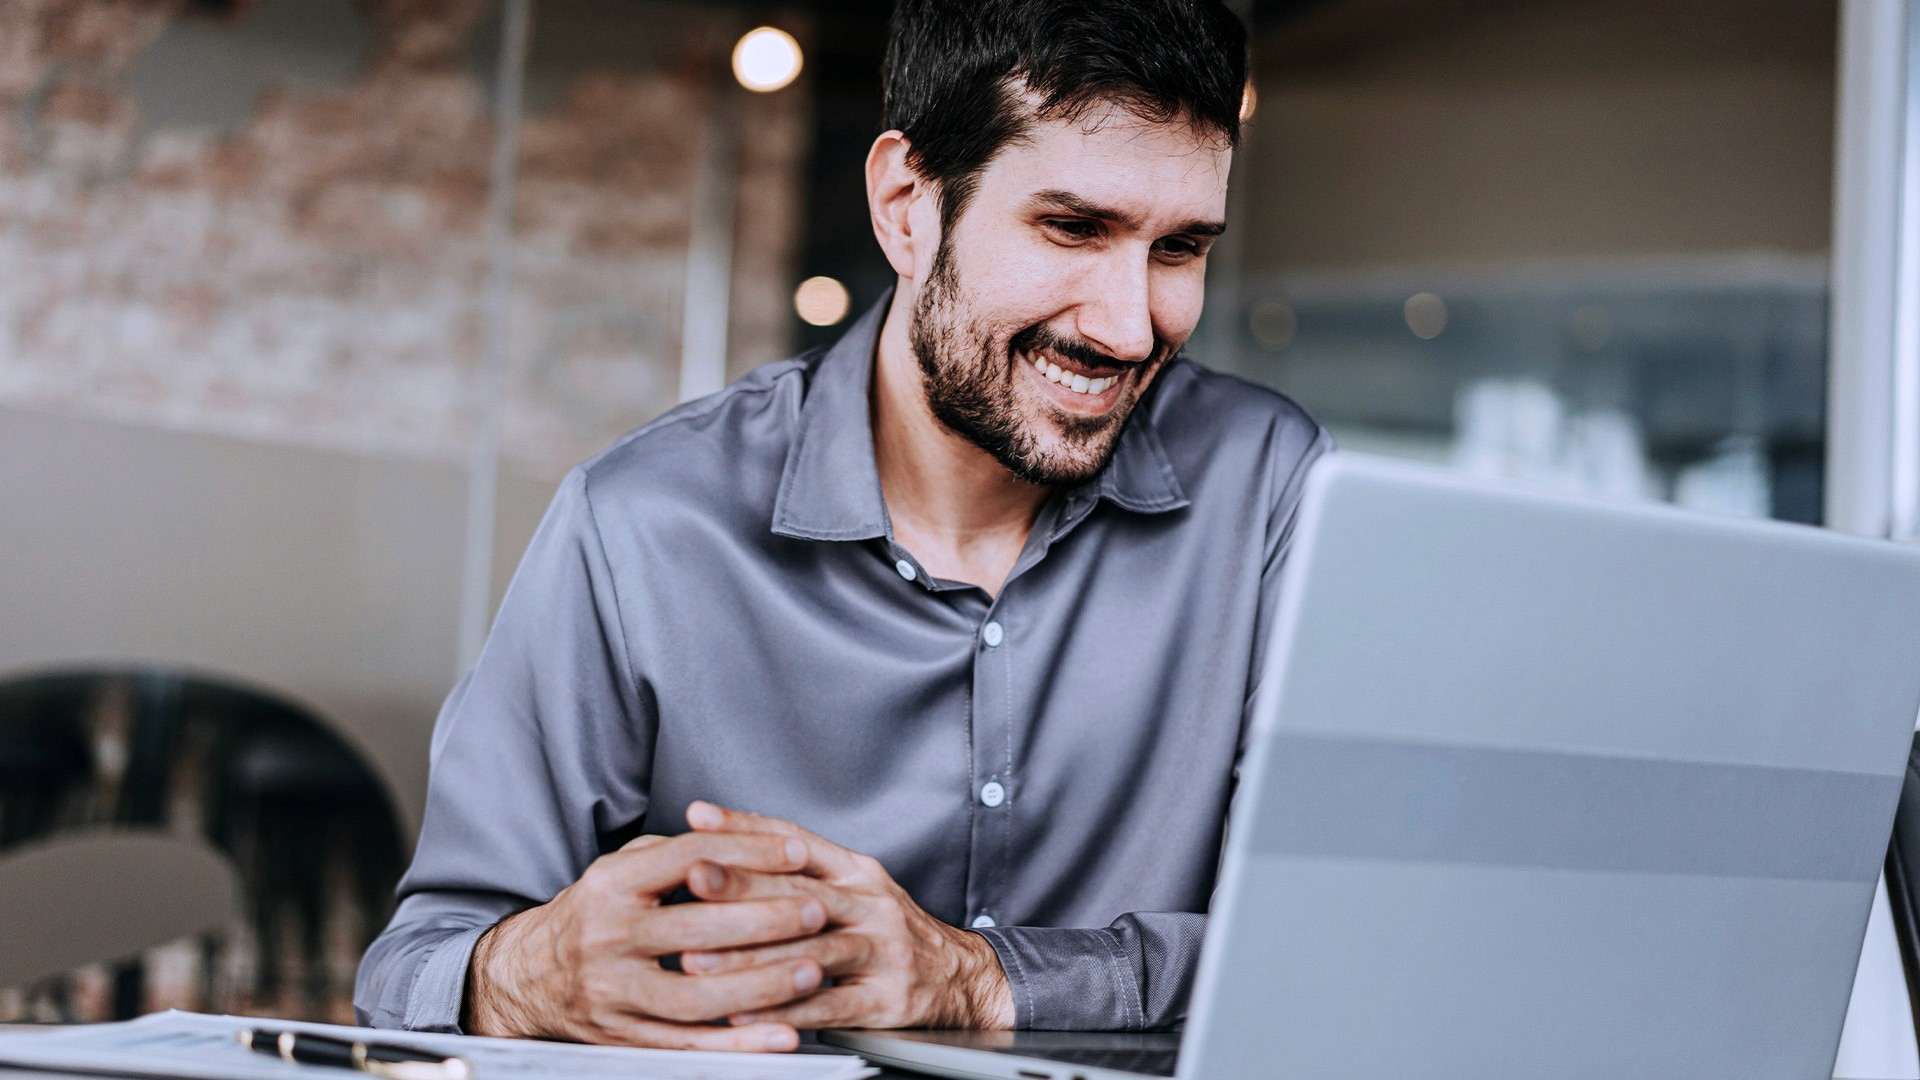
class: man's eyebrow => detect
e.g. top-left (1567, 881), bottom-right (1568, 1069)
top-left (1172, 218), bottom-right (1227, 239)
top-left (1026, 188), bottom-right (1226, 238)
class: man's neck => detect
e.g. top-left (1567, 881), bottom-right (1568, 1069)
top-left (871, 289), bottom-right (1051, 596)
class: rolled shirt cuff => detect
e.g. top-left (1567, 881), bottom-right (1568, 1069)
top-left (972, 925), bottom-right (1146, 1032)
top-left (404, 925), bottom-right (490, 1033)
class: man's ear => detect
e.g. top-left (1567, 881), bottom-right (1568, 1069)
top-left (866, 130), bottom-right (929, 280)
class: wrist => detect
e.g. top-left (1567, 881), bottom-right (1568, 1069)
top-left (955, 928), bottom-right (1015, 1030)
top-left (464, 909), bottom-right (544, 1038)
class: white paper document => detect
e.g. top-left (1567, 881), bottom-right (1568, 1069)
top-left (0, 1011), bottom-right (877, 1080)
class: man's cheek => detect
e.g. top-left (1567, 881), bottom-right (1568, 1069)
top-left (1151, 272), bottom-right (1207, 343)
top-left (989, 247), bottom-right (1084, 320)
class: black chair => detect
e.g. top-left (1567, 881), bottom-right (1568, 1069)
top-left (0, 669), bottom-right (406, 1022)
top-left (0, 675), bottom-right (96, 845)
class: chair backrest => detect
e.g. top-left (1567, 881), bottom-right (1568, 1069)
top-left (0, 668), bottom-right (406, 1021)
top-left (0, 828), bottom-right (241, 990)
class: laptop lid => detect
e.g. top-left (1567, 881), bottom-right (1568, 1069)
top-left (1181, 453), bottom-right (1920, 1079)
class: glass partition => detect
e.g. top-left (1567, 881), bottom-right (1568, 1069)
top-left (1211, 0), bottom-right (1837, 523)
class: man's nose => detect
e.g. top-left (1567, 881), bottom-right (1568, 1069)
top-left (1074, 252), bottom-right (1156, 364)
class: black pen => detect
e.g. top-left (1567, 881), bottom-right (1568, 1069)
top-left (236, 1029), bottom-right (472, 1080)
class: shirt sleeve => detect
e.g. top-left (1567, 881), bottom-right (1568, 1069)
top-left (354, 467), bottom-right (651, 1031)
top-left (972, 913), bottom-right (1203, 1030)
top-left (974, 426), bottom-right (1335, 1033)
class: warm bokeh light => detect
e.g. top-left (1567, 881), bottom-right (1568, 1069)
top-left (794, 276), bottom-right (851, 326)
top-left (1240, 80), bottom-right (1257, 123)
top-left (732, 27), bottom-right (803, 93)
top-left (1404, 292), bottom-right (1448, 340)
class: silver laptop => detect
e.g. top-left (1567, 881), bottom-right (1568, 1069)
top-left (823, 452), bottom-right (1920, 1080)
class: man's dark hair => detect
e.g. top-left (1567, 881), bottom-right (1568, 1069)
top-left (883, 0), bottom-right (1247, 230)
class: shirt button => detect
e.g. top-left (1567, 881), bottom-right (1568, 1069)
top-left (979, 780), bottom-right (1006, 808)
top-left (970, 914), bottom-right (997, 929)
top-left (982, 621), bottom-right (1004, 647)
top-left (894, 559), bottom-right (917, 581)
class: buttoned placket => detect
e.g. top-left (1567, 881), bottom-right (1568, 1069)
top-left (883, 495), bottom-right (1089, 934)
top-left (964, 581), bottom-right (1014, 932)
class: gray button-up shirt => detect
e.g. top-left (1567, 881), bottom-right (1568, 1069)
top-left (355, 298), bottom-right (1329, 1034)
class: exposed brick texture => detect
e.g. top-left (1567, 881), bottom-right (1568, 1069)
top-left (0, 0), bottom-right (807, 478)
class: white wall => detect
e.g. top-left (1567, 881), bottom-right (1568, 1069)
top-left (0, 405), bottom-right (554, 836)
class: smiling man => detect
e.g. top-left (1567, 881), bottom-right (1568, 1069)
top-left (356, 0), bottom-right (1327, 1051)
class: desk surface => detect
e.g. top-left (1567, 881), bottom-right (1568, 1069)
top-left (0, 1065), bottom-right (1901, 1080)
top-left (0, 1027), bottom-right (926, 1080)
top-left (0, 1028), bottom-right (1890, 1080)
top-left (0, 1061), bottom-right (931, 1079)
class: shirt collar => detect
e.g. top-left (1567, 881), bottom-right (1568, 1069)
top-left (1088, 395), bottom-right (1190, 515)
top-left (771, 294), bottom-right (1190, 542)
top-left (772, 296), bottom-right (892, 541)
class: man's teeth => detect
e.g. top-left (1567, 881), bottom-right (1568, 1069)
top-left (1029, 353), bottom-right (1117, 395)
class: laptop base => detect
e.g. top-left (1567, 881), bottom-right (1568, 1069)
top-left (819, 1029), bottom-right (1179, 1080)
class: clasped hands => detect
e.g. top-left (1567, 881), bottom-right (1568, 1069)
top-left (464, 801), bottom-right (1014, 1051)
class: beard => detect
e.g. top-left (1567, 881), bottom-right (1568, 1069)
top-left (907, 238), bottom-right (1175, 487)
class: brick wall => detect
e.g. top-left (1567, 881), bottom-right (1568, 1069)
top-left (0, 0), bottom-right (807, 479)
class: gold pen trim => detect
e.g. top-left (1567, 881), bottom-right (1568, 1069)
top-left (364, 1057), bottom-right (473, 1080)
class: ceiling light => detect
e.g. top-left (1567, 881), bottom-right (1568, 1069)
top-left (794, 276), bottom-right (850, 326)
top-left (733, 27), bottom-right (802, 93)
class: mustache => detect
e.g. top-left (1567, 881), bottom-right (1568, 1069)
top-left (1008, 324), bottom-right (1173, 373)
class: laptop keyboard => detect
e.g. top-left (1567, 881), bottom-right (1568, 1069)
top-left (1025, 1046), bottom-right (1180, 1076)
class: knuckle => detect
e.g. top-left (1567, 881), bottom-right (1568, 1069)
top-left (572, 867), bottom-right (610, 900)
top-left (649, 989), bottom-right (705, 1023)
top-left (752, 967), bottom-right (791, 999)
top-left (574, 915), bottom-right (619, 952)
top-left (786, 897), bottom-right (819, 929)
top-left (578, 971), bottom-right (617, 1003)
top-left (868, 989), bottom-right (905, 1027)
top-left (693, 947), bottom-right (737, 971)
top-left (628, 969), bottom-right (676, 1011)
top-left (823, 937), bottom-right (855, 969)
top-left (585, 1000), bottom-right (627, 1034)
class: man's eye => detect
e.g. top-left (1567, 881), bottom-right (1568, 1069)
top-left (1044, 219), bottom-right (1099, 242)
top-left (1155, 237), bottom-right (1205, 261)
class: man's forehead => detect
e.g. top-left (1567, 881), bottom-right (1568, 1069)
top-left (980, 106), bottom-right (1231, 225)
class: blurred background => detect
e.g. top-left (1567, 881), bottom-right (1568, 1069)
top-left (0, 0), bottom-right (1912, 1069)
